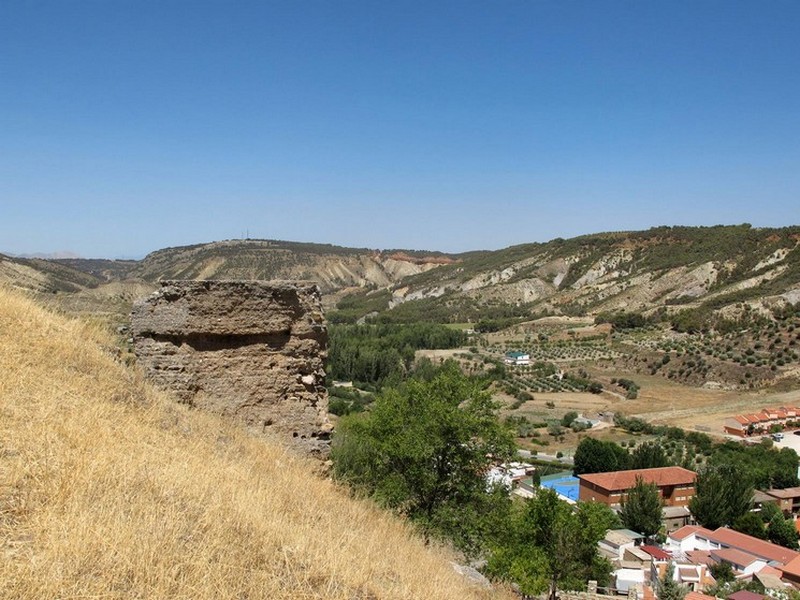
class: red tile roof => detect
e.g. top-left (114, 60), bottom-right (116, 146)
top-left (670, 525), bottom-right (715, 541)
top-left (765, 487), bottom-right (800, 499)
top-left (677, 566), bottom-right (702, 581)
top-left (685, 592), bottom-right (716, 600)
top-left (727, 591), bottom-right (765, 600)
top-left (578, 467), bottom-right (696, 492)
top-left (779, 555), bottom-right (800, 578)
top-left (711, 547), bottom-right (762, 568)
top-left (710, 528), bottom-right (800, 565)
top-left (641, 545), bottom-right (672, 560)
top-left (757, 565), bottom-right (784, 578)
top-left (728, 406), bottom-right (800, 427)
top-left (685, 551), bottom-right (715, 566)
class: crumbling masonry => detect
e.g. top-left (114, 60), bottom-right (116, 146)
top-left (131, 280), bottom-right (331, 454)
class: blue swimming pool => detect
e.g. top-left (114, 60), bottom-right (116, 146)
top-left (540, 472), bottom-right (579, 501)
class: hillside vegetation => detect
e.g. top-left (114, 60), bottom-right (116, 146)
top-left (0, 286), bottom-right (505, 600)
top-left (0, 252), bottom-right (107, 293)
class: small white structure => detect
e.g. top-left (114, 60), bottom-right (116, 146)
top-left (504, 351), bottom-right (530, 366)
top-left (614, 568), bottom-right (645, 593)
top-left (599, 529), bottom-right (643, 562)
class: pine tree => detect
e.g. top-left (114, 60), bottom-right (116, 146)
top-left (620, 476), bottom-right (663, 539)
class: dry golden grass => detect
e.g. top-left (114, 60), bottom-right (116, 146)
top-left (0, 287), bottom-right (507, 599)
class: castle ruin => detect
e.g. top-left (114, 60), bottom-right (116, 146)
top-left (131, 280), bottom-right (331, 454)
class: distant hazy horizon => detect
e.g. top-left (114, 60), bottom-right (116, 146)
top-left (3, 2), bottom-right (799, 258)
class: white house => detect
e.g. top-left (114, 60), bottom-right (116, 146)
top-left (666, 525), bottom-right (715, 553)
top-left (614, 568), bottom-right (645, 594)
top-left (710, 548), bottom-right (767, 576)
top-left (599, 529), bottom-right (643, 562)
top-left (504, 351), bottom-right (530, 366)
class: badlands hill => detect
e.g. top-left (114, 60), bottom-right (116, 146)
top-left (128, 239), bottom-right (463, 293)
top-left (334, 224), bottom-right (800, 324)
top-left (2, 225), bottom-right (799, 324)
top-left (0, 286), bottom-right (505, 599)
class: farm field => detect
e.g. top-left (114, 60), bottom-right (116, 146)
top-left (486, 355), bottom-right (800, 459)
top-left (419, 332), bottom-right (800, 445)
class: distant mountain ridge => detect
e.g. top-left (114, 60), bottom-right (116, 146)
top-left (329, 224), bottom-right (800, 323)
top-left (3, 226), bottom-right (799, 324)
top-left (127, 239), bottom-right (468, 294)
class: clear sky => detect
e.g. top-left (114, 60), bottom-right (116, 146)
top-left (2, 1), bottom-right (799, 258)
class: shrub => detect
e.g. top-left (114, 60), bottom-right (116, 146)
top-left (561, 411), bottom-right (579, 427)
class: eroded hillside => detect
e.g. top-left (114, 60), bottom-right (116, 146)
top-left (335, 225), bottom-right (800, 324)
top-left (5, 226), bottom-right (800, 329)
top-left (0, 286), bottom-right (506, 600)
top-left (0, 252), bottom-right (105, 293)
top-left (131, 239), bottom-right (462, 298)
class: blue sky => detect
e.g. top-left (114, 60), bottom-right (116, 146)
top-left (2, 1), bottom-right (799, 258)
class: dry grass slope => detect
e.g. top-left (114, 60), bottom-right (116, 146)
top-left (0, 287), bottom-right (506, 600)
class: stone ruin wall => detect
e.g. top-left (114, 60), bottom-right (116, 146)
top-left (131, 280), bottom-right (331, 455)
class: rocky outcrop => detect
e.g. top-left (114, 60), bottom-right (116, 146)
top-left (131, 280), bottom-right (331, 455)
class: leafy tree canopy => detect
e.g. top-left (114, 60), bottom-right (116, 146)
top-left (620, 476), bottom-right (663, 539)
top-left (486, 489), bottom-right (617, 600)
top-left (327, 323), bottom-right (467, 387)
top-left (631, 441), bottom-right (669, 470)
top-left (732, 512), bottom-right (767, 540)
top-left (573, 438), bottom-right (631, 475)
top-left (709, 561), bottom-right (735, 585)
top-left (768, 512), bottom-right (799, 550)
top-left (690, 464), bottom-right (753, 529)
top-left (331, 363), bottom-right (515, 554)
top-left (709, 441), bottom-right (799, 490)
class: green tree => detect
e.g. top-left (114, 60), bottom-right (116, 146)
top-left (573, 438), bottom-right (631, 475)
top-left (657, 563), bottom-right (687, 600)
top-left (486, 489), bottom-right (616, 600)
top-left (630, 441), bottom-right (669, 470)
top-left (708, 561), bottom-right (735, 584)
top-left (689, 464), bottom-right (753, 529)
top-left (327, 323), bottom-right (467, 387)
top-left (732, 512), bottom-right (767, 539)
top-left (331, 364), bottom-right (515, 553)
top-left (704, 576), bottom-right (765, 599)
top-left (768, 512), bottom-right (799, 549)
top-left (561, 411), bottom-right (579, 427)
top-left (709, 442), bottom-right (799, 489)
top-left (619, 476), bottom-right (663, 539)
top-left (760, 501), bottom-right (782, 522)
